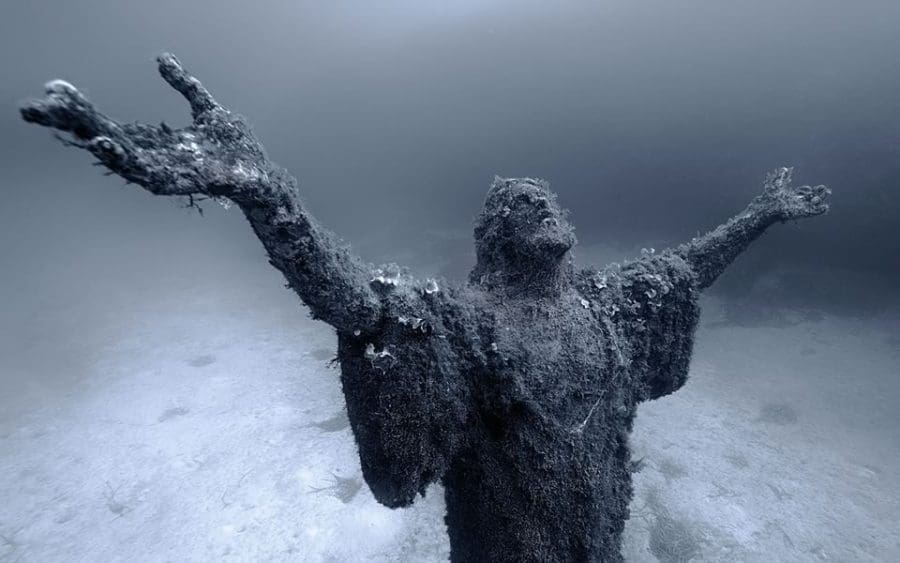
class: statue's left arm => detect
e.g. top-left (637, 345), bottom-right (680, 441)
top-left (675, 167), bottom-right (830, 290)
top-left (591, 168), bottom-right (829, 402)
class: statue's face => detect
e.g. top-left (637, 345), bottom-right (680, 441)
top-left (488, 178), bottom-right (576, 260)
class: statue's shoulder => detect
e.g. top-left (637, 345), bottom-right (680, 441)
top-left (574, 264), bottom-right (626, 312)
top-left (371, 268), bottom-right (485, 338)
top-left (339, 267), bottom-right (487, 375)
top-left (575, 250), bottom-right (698, 324)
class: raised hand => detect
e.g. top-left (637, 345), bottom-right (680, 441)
top-left (21, 54), bottom-right (383, 331)
top-left (675, 167), bottom-right (830, 289)
top-left (20, 53), bottom-right (268, 202)
top-left (755, 167), bottom-right (831, 221)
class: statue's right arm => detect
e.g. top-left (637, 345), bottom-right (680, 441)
top-left (20, 54), bottom-right (382, 332)
top-left (674, 167), bottom-right (830, 290)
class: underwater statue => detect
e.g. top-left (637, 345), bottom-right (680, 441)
top-left (21, 54), bottom-right (830, 562)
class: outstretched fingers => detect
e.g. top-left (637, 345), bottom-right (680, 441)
top-left (764, 166), bottom-right (794, 194)
top-left (19, 80), bottom-right (170, 190)
top-left (790, 183), bottom-right (831, 218)
top-left (20, 80), bottom-right (152, 177)
top-left (20, 55), bottom-right (247, 198)
top-left (759, 167), bottom-right (831, 219)
top-left (20, 80), bottom-right (124, 141)
top-left (156, 53), bottom-right (219, 118)
top-left (86, 135), bottom-right (141, 174)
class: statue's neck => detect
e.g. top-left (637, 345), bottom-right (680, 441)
top-left (472, 254), bottom-right (574, 301)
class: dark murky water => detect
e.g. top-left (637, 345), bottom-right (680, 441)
top-left (1, 2), bottom-right (898, 560)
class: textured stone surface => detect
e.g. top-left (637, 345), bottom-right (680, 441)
top-left (20, 54), bottom-right (832, 561)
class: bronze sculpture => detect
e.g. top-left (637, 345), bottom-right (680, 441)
top-left (20, 54), bottom-right (830, 562)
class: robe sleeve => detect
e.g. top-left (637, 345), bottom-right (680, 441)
top-left (581, 251), bottom-right (701, 402)
top-left (335, 278), bottom-right (475, 508)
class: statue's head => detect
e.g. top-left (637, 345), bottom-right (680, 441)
top-left (470, 177), bottom-right (576, 287)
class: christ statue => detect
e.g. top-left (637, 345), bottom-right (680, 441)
top-left (20, 54), bottom-right (830, 562)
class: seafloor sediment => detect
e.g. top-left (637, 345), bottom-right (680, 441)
top-left (1, 246), bottom-right (897, 562)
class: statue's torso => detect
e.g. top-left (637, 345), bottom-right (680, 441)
top-left (473, 289), bottom-right (634, 439)
top-left (441, 289), bottom-right (637, 561)
top-left (337, 253), bottom-right (699, 561)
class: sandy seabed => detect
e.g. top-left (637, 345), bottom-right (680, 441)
top-left (1, 255), bottom-right (898, 563)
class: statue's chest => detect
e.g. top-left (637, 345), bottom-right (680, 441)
top-left (484, 302), bottom-right (606, 400)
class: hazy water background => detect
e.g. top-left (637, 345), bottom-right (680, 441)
top-left (2, 1), bottom-right (899, 299)
top-left (1, 2), bottom-right (898, 561)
